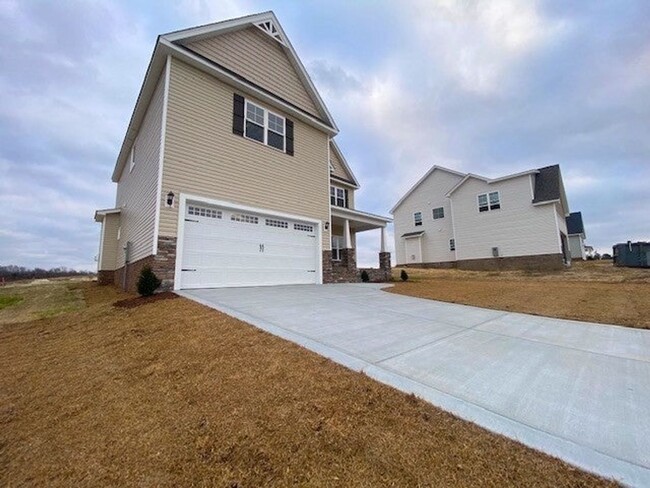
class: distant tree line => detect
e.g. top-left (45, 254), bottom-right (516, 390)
top-left (0, 265), bottom-right (95, 282)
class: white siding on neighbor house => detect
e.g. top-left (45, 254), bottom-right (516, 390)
top-left (114, 72), bottom-right (165, 267)
top-left (451, 175), bottom-right (561, 261)
top-left (183, 27), bottom-right (322, 119)
top-left (98, 213), bottom-right (120, 271)
top-left (569, 234), bottom-right (586, 259)
top-left (160, 58), bottom-right (331, 250)
top-left (393, 169), bottom-right (463, 265)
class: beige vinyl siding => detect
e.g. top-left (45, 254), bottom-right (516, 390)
top-left (114, 72), bottom-right (164, 267)
top-left (161, 57), bottom-right (331, 249)
top-left (329, 143), bottom-right (354, 182)
top-left (451, 176), bottom-right (561, 261)
top-left (183, 27), bottom-right (321, 119)
top-left (393, 169), bottom-right (463, 265)
top-left (98, 213), bottom-right (120, 271)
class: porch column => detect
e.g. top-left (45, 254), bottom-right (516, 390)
top-left (344, 219), bottom-right (352, 249)
top-left (380, 226), bottom-right (387, 253)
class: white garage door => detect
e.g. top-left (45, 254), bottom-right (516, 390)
top-left (179, 202), bottom-right (320, 289)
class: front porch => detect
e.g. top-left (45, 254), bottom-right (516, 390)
top-left (326, 206), bottom-right (392, 283)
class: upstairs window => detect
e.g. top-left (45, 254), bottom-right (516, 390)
top-left (414, 211), bottom-right (423, 226)
top-left (330, 185), bottom-right (347, 208)
top-left (234, 94), bottom-right (294, 155)
top-left (478, 191), bottom-right (500, 212)
top-left (432, 207), bottom-right (444, 220)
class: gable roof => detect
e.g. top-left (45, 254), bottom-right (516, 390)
top-left (390, 165), bottom-right (466, 213)
top-left (111, 11), bottom-right (338, 182)
top-left (445, 168), bottom-right (539, 197)
top-left (329, 141), bottom-right (360, 188)
top-left (566, 212), bottom-right (585, 236)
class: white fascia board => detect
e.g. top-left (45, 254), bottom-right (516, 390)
top-left (162, 11), bottom-right (275, 43)
top-left (330, 206), bottom-right (392, 226)
top-left (161, 39), bottom-right (338, 136)
top-left (445, 169), bottom-right (541, 198)
top-left (391, 165), bottom-right (467, 213)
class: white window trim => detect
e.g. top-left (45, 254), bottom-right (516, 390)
top-left (332, 235), bottom-right (344, 261)
top-left (244, 99), bottom-right (286, 152)
top-left (477, 191), bottom-right (501, 212)
top-left (414, 211), bottom-right (423, 226)
top-left (330, 185), bottom-right (346, 208)
top-left (432, 207), bottom-right (444, 220)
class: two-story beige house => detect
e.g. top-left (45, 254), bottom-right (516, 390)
top-left (95, 11), bottom-right (391, 291)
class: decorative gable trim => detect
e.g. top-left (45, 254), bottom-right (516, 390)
top-left (255, 20), bottom-right (285, 45)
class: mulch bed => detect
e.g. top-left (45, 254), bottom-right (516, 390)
top-left (113, 291), bottom-right (179, 309)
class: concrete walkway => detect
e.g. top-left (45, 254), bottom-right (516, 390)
top-left (179, 284), bottom-right (650, 486)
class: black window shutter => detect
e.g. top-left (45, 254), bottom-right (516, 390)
top-left (285, 119), bottom-right (294, 155)
top-left (344, 189), bottom-right (349, 208)
top-left (232, 93), bottom-right (244, 136)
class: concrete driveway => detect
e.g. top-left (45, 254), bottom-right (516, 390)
top-left (179, 284), bottom-right (650, 486)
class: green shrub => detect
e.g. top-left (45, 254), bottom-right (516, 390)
top-left (360, 270), bottom-right (370, 282)
top-left (137, 266), bottom-right (161, 297)
top-left (400, 269), bottom-right (409, 282)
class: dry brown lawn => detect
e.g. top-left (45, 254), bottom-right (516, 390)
top-left (391, 260), bottom-right (650, 329)
top-left (0, 281), bottom-right (616, 487)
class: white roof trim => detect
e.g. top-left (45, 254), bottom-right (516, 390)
top-left (94, 208), bottom-right (121, 222)
top-left (162, 11), bottom-right (337, 131)
top-left (445, 169), bottom-right (540, 197)
top-left (330, 206), bottom-right (392, 226)
top-left (390, 165), bottom-right (466, 213)
top-left (330, 140), bottom-right (360, 188)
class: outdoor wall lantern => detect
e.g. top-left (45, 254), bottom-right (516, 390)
top-left (166, 191), bottom-right (175, 207)
top-left (324, 221), bottom-right (330, 231)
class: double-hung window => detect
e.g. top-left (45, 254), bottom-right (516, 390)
top-left (414, 211), bottom-right (423, 226)
top-left (478, 191), bottom-right (500, 212)
top-left (245, 100), bottom-right (285, 151)
top-left (332, 235), bottom-right (344, 261)
top-left (330, 186), bottom-right (346, 208)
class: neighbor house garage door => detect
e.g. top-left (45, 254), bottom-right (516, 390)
top-left (178, 202), bottom-right (320, 289)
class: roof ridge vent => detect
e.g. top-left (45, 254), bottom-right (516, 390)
top-left (254, 20), bottom-right (285, 46)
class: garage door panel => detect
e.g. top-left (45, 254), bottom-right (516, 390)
top-left (179, 201), bottom-right (320, 289)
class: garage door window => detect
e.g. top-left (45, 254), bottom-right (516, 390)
top-left (265, 218), bottom-right (288, 228)
top-left (188, 205), bottom-right (222, 219)
top-left (231, 213), bottom-right (259, 224)
top-left (294, 223), bottom-right (314, 232)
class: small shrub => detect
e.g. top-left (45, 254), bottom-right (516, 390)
top-left (400, 269), bottom-right (409, 282)
top-left (361, 270), bottom-right (370, 282)
top-left (137, 266), bottom-right (161, 297)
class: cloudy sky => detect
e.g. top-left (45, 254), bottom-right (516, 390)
top-left (1, 0), bottom-right (649, 270)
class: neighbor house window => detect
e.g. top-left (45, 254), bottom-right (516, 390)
top-left (330, 185), bottom-right (346, 208)
top-left (244, 100), bottom-right (286, 151)
top-left (432, 207), bottom-right (444, 220)
top-left (478, 191), bottom-right (500, 212)
top-left (449, 238), bottom-right (456, 251)
top-left (414, 211), bottom-right (423, 226)
top-left (332, 235), bottom-right (344, 261)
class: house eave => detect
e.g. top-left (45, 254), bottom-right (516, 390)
top-left (94, 208), bottom-right (121, 222)
top-left (390, 165), bottom-right (466, 213)
top-left (330, 206), bottom-right (392, 230)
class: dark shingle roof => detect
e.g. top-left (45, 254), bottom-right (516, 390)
top-left (532, 164), bottom-right (561, 203)
top-left (566, 212), bottom-right (585, 235)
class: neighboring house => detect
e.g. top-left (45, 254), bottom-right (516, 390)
top-left (95, 11), bottom-right (391, 291)
top-left (391, 164), bottom-right (572, 270)
top-left (566, 211), bottom-right (587, 260)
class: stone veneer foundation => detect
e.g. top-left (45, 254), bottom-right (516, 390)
top-left (401, 253), bottom-right (565, 272)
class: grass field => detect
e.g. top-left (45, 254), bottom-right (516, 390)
top-left (390, 260), bottom-right (650, 329)
top-left (0, 281), bottom-right (615, 487)
top-left (0, 279), bottom-right (86, 324)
